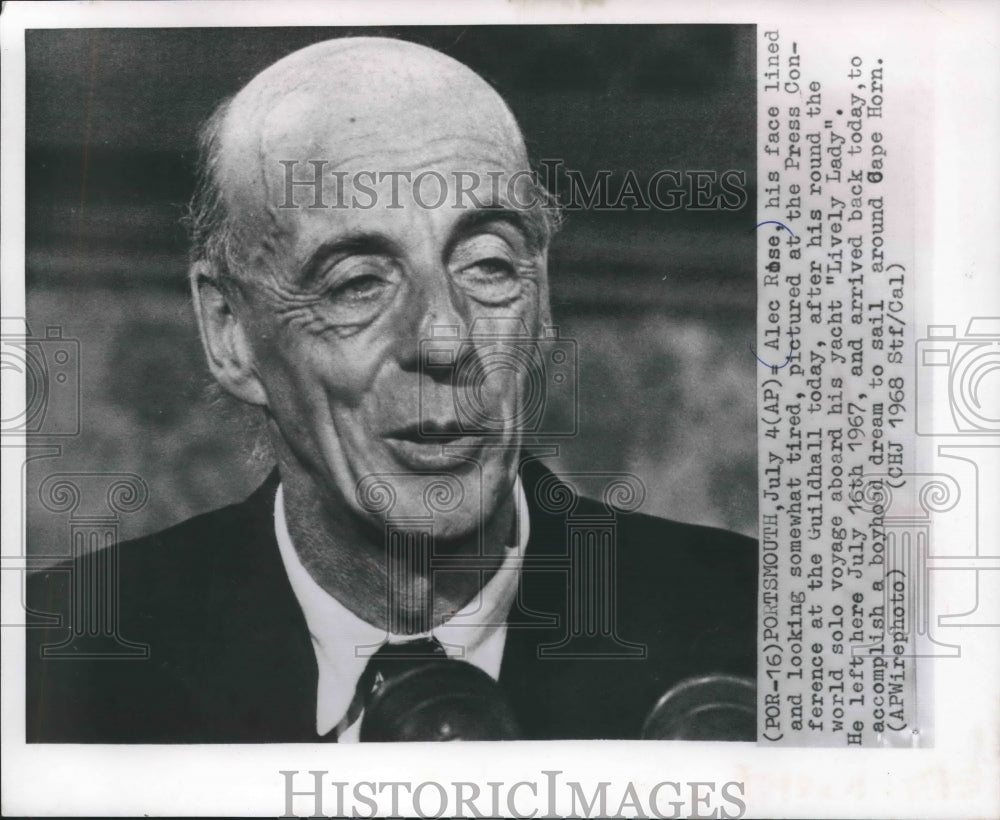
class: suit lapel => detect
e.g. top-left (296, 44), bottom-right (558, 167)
top-left (498, 456), bottom-right (582, 736)
top-left (208, 471), bottom-right (319, 740)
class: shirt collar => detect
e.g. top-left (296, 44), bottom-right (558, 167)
top-left (273, 477), bottom-right (528, 736)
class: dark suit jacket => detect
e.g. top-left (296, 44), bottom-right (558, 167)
top-left (26, 457), bottom-right (757, 742)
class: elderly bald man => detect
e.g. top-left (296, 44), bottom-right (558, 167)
top-left (27, 37), bottom-right (757, 743)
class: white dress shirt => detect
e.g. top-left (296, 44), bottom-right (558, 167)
top-left (273, 480), bottom-right (528, 741)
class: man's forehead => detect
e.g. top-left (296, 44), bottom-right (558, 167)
top-left (288, 182), bottom-right (549, 253)
top-left (216, 38), bottom-right (529, 210)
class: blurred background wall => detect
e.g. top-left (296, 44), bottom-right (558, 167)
top-left (24, 25), bottom-right (757, 558)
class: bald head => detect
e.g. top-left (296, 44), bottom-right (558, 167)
top-left (222, 37), bottom-right (527, 172)
top-left (190, 37), bottom-right (542, 283)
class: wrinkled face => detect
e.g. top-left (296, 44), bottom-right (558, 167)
top-left (225, 85), bottom-right (550, 541)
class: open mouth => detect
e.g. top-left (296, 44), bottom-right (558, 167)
top-left (383, 421), bottom-right (488, 469)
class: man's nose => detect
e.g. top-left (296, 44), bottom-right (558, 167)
top-left (396, 272), bottom-right (468, 377)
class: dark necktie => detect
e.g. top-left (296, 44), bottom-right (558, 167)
top-left (328, 636), bottom-right (521, 741)
top-left (327, 637), bottom-right (445, 740)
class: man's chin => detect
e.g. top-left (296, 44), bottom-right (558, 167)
top-left (368, 500), bottom-right (494, 543)
top-left (350, 487), bottom-right (512, 554)
top-left (422, 524), bottom-right (484, 555)
top-left (348, 446), bottom-right (519, 546)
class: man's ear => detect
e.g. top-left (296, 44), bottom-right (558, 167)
top-left (189, 261), bottom-right (268, 406)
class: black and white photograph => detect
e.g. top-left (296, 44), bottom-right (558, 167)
top-left (21, 23), bottom-right (758, 744)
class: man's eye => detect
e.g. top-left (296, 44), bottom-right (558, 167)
top-left (317, 257), bottom-right (400, 327)
top-left (455, 258), bottom-right (522, 304)
top-left (328, 273), bottom-right (390, 303)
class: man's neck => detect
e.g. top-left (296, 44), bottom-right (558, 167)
top-left (277, 463), bottom-right (516, 633)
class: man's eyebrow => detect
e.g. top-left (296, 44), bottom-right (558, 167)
top-left (297, 233), bottom-right (399, 286)
top-left (447, 204), bottom-right (548, 254)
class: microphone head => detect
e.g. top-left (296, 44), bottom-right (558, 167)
top-left (360, 659), bottom-right (521, 742)
top-left (641, 674), bottom-right (756, 741)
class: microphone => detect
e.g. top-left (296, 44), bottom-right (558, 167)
top-left (641, 674), bottom-right (756, 741)
top-left (357, 641), bottom-right (521, 742)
